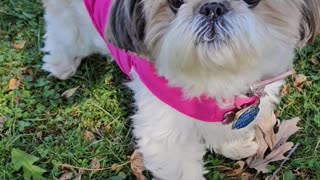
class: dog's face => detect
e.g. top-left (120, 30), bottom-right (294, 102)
top-left (109, 0), bottom-right (310, 97)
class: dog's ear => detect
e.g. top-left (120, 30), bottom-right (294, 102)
top-left (300, 0), bottom-right (320, 45)
top-left (108, 0), bottom-right (146, 54)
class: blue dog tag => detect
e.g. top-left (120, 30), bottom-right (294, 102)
top-left (233, 105), bottom-right (260, 129)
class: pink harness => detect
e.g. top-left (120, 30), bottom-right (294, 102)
top-left (84, 0), bottom-right (290, 123)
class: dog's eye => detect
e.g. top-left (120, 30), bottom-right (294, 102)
top-left (243, 0), bottom-right (260, 7)
top-left (168, 0), bottom-right (184, 13)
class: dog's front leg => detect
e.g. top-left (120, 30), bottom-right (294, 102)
top-left (129, 79), bottom-right (207, 180)
top-left (138, 140), bottom-right (206, 180)
top-left (41, 0), bottom-right (107, 80)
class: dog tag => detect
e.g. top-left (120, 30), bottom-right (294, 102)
top-left (222, 111), bottom-right (235, 125)
top-left (233, 105), bottom-right (260, 129)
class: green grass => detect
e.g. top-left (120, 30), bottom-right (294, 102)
top-left (0, 0), bottom-right (319, 179)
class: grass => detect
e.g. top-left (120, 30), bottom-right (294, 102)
top-left (0, 0), bottom-right (319, 179)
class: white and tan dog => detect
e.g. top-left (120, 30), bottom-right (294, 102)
top-left (41, 0), bottom-right (319, 179)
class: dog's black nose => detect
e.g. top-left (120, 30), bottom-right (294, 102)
top-left (199, 2), bottom-right (228, 19)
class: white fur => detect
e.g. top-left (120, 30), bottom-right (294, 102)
top-left (42, 0), bottom-right (297, 179)
top-left (42, 0), bottom-right (108, 80)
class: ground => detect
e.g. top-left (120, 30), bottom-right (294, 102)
top-left (0, 0), bottom-right (319, 179)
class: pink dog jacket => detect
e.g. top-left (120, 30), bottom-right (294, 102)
top-left (84, 0), bottom-right (259, 123)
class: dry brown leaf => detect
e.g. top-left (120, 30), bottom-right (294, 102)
top-left (258, 112), bottom-right (277, 149)
top-left (58, 172), bottom-right (73, 180)
top-left (130, 150), bottom-right (145, 180)
top-left (274, 118), bottom-right (301, 149)
top-left (293, 74), bottom-right (307, 90)
top-left (9, 78), bottom-right (20, 90)
top-left (247, 127), bottom-right (268, 166)
top-left (104, 124), bottom-right (112, 132)
top-left (241, 172), bottom-right (254, 180)
top-left (61, 87), bottom-right (79, 98)
top-left (281, 84), bottom-right (290, 97)
top-left (36, 131), bottom-right (43, 139)
top-left (111, 164), bottom-right (119, 171)
top-left (217, 161), bottom-right (245, 177)
top-left (91, 158), bottom-right (101, 172)
top-left (13, 41), bottom-right (26, 49)
top-left (251, 142), bottom-right (293, 173)
top-left (83, 130), bottom-right (95, 142)
top-left (225, 161), bottom-right (245, 177)
top-left (247, 116), bottom-right (300, 173)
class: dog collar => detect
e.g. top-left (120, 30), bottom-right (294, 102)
top-left (84, 0), bottom-right (292, 123)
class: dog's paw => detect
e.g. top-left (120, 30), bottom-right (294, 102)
top-left (42, 55), bottom-right (81, 80)
top-left (218, 134), bottom-right (258, 160)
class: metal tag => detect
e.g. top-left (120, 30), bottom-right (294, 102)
top-left (233, 105), bottom-right (260, 129)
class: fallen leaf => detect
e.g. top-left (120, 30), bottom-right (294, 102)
top-left (9, 78), bottom-right (20, 90)
top-left (247, 115), bottom-right (300, 173)
top-left (111, 164), bottom-right (119, 171)
top-left (274, 118), bottom-right (301, 149)
top-left (104, 124), bottom-right (112, 132)
top-left (61, 87), bottom-right (79, 98)
top-left (247, 127), bottom-right (269, 167)
top-left (225, 161), bottom-right (245, 177)
top-left (217, 161), bottom-right (250, 178)
top-left (59, 172), bottom-right (73, 180)
top-left (13, 41), bottom-right (26, 49)
top-left (250, 142), bottom-right (294, 173)
top-left (293, 74), bottom-right (307, 90)
top-left (83, 130), bottom-right (95, 142)
top-left (36, 131), bottom-right (43, 139)
top-left (130, 150), bottom-right (145, 180)
top-left (258, 112), bottom-right (277, 149)
top-left (281, 84), bottom-right (290, 97)
top-left (241, 172), bottom-right (254, 180)
top-left (91, 158), bottom-right (101, 172)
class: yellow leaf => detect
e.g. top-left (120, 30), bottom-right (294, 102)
top-left (104, 124), bottom-right (112, 132)
top-left (293, 74), bottom-right (307, 91)
top-left (83, 130), bottom-right (95, 142)
top-left (13, 41), bottom-right (26, 49)
top-left (111, 164), bottom-right (119, 171)
top-left (281, 84), bottom-right (290, 97)
top-left (9, 78), bottom-right (20, 90)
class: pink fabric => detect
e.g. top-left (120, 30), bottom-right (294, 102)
top-left (83, 0), bottom-right (258, 122)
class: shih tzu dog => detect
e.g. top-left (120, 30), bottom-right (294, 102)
top-left (41, 0), bottom-right (320, 179)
